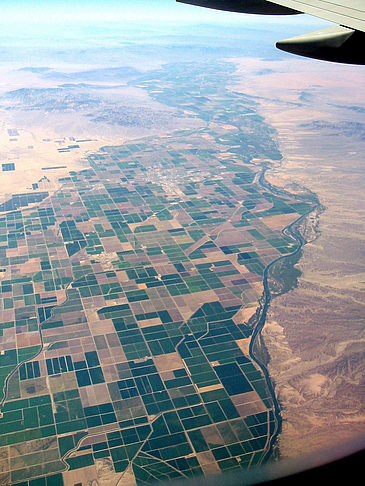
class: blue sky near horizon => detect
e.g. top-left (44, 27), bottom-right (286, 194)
top-left (0, 0), bottom-right (330, 27)
top-left (0, 0), bottom-right (255, 24)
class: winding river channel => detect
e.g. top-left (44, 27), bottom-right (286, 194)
top-left (249, 164), bottom-right (321, 462)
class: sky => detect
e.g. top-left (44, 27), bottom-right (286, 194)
top-left (0, 0), bottom-right (329, 26)
top-left (0, 0), bottom-right (256, 24)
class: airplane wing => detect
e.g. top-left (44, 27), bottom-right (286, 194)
top-left (177, 1), bottom-right (365, 64)
top-left (269, 0), bottom-right (365, 32)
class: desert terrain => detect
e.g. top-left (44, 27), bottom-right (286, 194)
top-left (232, 57), bottom-right (365, 458)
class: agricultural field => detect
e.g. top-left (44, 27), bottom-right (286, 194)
top-left (0, 60), bottom-right (314, 485)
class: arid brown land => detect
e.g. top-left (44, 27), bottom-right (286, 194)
top-left (232, 57), bottom-right (365, 459)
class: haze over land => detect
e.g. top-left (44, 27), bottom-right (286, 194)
top-left (0, 3), bottom-right (364, 485)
